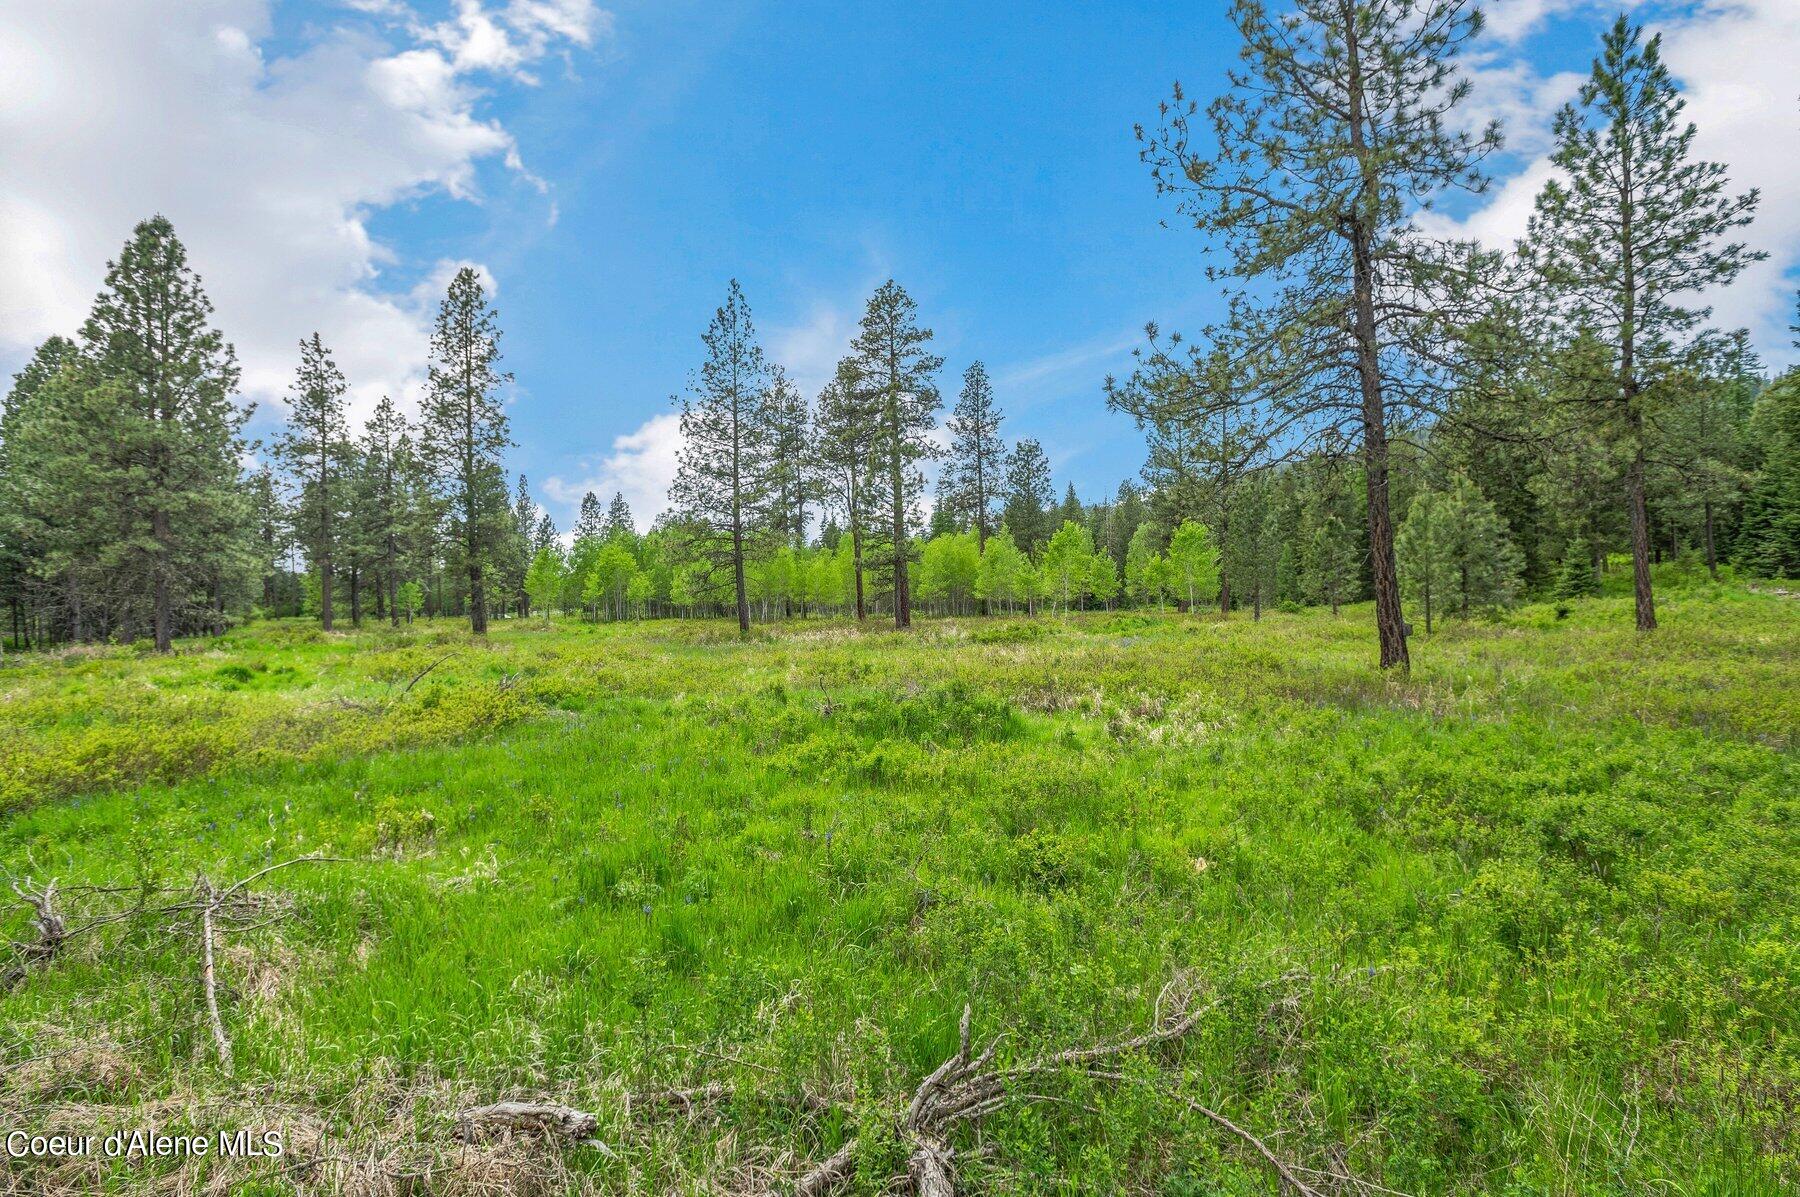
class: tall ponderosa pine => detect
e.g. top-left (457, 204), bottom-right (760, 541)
top-left (942, 361), bottom-right (1005, 548)
top-left (273, 334), bottom-right (350, 630)
top-left (419, 267), bottom-right (512, 635)
top-left (1524, 16), bottom-right (1761, 630)
top-left (1138, 0), bottom-right (1500, 669)
top-left (852, 281), bottom-right (942, 629)
top-left (669, 280), bottom-right (777, 634)
top-left (814, 358), bottom-right (878, 620)
top-left (73, 217), bottom-right (250, 650)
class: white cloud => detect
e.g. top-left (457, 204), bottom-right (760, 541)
top-left (994, 329), bottom-right (1140, 399)
top-left (1429, 0), bottom-right (1800, 362)
top-left (543, 410), bottom-right (683, 526)
top-left (767, 300), bottom-right (858, 399)
top-left (0, 0), bottom-right (601, 423)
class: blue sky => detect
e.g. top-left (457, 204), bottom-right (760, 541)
top-left (2, 0), bottom-right (1796, 529)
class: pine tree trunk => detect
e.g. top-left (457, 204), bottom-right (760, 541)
top-left (320, 550), bottom-right (335, 631)
top-left (152, 508), bottom-right (173, 653)
top-left (1346, 17), bottom-right (1408, 672)
top-left (350, 565), bottom-right (363, 627)
top-left (1627, 432), bottom-right (1657, 630)
top-left (1703, 500), bottom-right (1717, 577)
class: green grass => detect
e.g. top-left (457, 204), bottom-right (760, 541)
top-left (1, 577), bottom-right (1796, 1194)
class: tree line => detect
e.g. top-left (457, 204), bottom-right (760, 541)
top-left (3, 7), bottom-right (1798, 664)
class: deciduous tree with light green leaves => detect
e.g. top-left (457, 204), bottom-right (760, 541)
top-left (1041, 520), bottom-right (1095, 612)
top-left (524, 546), bottom-right (565, 625)
top-left (975, 525), bottom-right (1031, 614)
top-left (1167, 519), bottom-right (1219, 613)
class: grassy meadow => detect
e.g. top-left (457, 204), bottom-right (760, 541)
top-left (1, 576), bottom-right (1797, 1195)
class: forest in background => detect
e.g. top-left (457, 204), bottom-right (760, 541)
top-left (2, 8), bottom-right (1798, 666)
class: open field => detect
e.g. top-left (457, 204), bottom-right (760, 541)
top-left (2, 579), bottom-right (1797, 1195)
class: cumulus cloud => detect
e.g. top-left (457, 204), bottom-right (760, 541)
top-left (0, 0), bottom-right (601, 421)
top-left (1430, 0), bottom-right (1800, 361)
top-left (543, 410), bottom-right (683, 526)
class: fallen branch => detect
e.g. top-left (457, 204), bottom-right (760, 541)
top-left (790, 972), bottom-right (1330, 1197)
top-left (794, 1139), bottom-right (857, 1197)
top-left (388, 651), bottom-right (459, 709)
top-left (454, 1101), bottom-right (614, 1155)
top-left (196, 877), bottom-right (233, 1074)
top-left (3, 879), bottom-right (66, 990)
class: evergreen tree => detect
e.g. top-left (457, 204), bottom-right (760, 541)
top-left (359, 394), bottom-right (409, 626)
top-left (273, 334), bottom-right (350, 630)
top-left (1002, 438), bottom-right (1054, 553)
top-left (814, 358), bottom-right (878, 620)
top-left (1554, 538), bottom-right (1603, 598)
top-left (1055, 483), bottom-right (1084, 532)
top-left (419, 266), bottom-right (513, 636)
top-left (606, 491), bottom-right (636, 540)
top-left (1735, 373), bottom-right (1800, 578)
top-left (669, 280), bottom-right (777, 634)
top-left (574, 491), bottom-right (606, 542)
top-left (0, 336), bottom-right (79, 647)
top-left (852, 280), bottom-right (942, 629)
top-left (66, 216), bottom-right (251, 650)
top-left (764, 366), bottom-right (812, 545)
top-left (1398, 490), bottom-right (1456, 634)
top-left (1524, 16), bottom-right (1761, 630)
top-left (1441, 476), bottom-right (1525, 615)
top-left (1137, 0), bottom-right (1501, 668)
top-left (941, 361), bottom-right (1005, 547)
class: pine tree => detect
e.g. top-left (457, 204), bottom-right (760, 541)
top-left (605, 492), bottom-right (635, 540)
top-left (1554, 538), bottom-right (1602, 598)
top-left (852, 280), bottom-right (942, 629)
top-left (1002, 438), bottom-right (1054, 553)
top-left (814, 358), bottom-right (878, 620)
top-left (75, 216), bottom-right (251, 650)
top-left (669, 280), bottom-right (777, 634)
top-left (1137, 0), bottom-right (1500, 669)
top-left (1, 336), bottom-right (79, 648)
top-left (574, 491), bottom-right (605, 543)
top-left (942, 361), bottom-right (1005, 548)
top-left (1055, 483), bottom-right (1083, 532)
top-left (1524, 16), bottom-right (1761, 631)
top-left (1441, 476), bottom-right (1525, 615)
top-left (359, 394), bottom-right (409, 626)
top-left (1734, 373), bottom-right (1800, 578)
top-left (419, 267), bottom-right (513, 635)
top-left (764, 366), bottom-right (812, 545)
top-left (273, 334), bottom-right (350, 630)
top-left (1397, 490), bottom-right (1455, 634)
